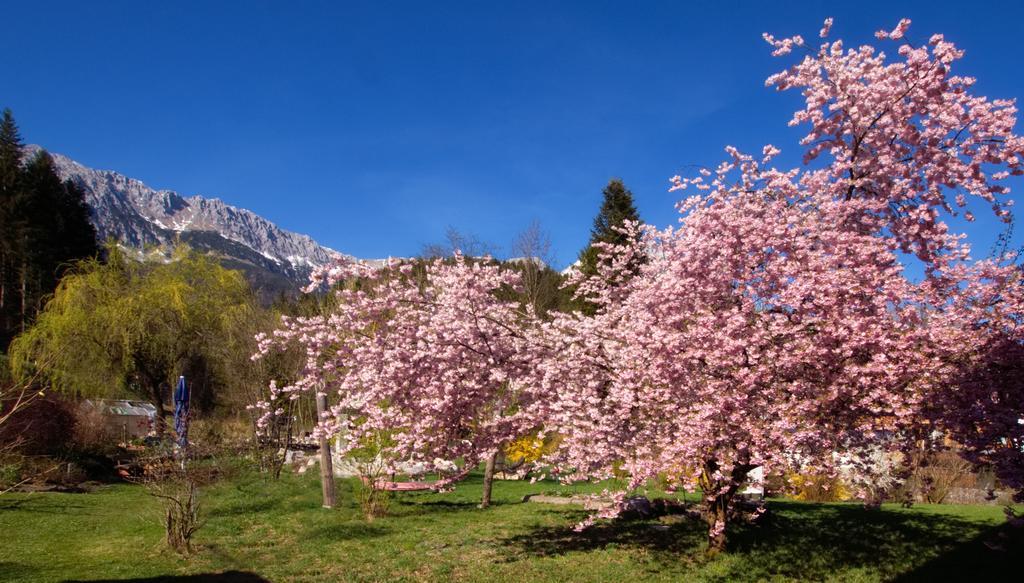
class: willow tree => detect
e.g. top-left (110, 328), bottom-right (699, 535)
top-left (9, 245), bottom-right (256, 429)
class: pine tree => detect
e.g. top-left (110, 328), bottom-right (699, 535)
top-left (0, 110), bottom-right (22, 188)
top-left (0, 108), bottom-right (24, 345)
top-left (23, 151), bottom-right (98, 279)
top-left (0, 109), bottom-right (98, 349)
top-left (55, 179), bottom-right (98, 268)
top-left (577, 178), bottom-right (642, 278)
top-left (571, 179), bottom-right (643, 315)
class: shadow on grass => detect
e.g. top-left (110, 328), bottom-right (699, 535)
top-left (892, 520), bottom-right (1023, 582)
top-left (203, 478), bottom-right (316, 518)
top-left (0, 496), bottom-right (88, 513)
top-left (302, 521), bottom-right (389, 543)
top-left (387, 498), bottom-right (486, 519)
top-left (406, 499), bottom-right (479, 510)
top-left (0, 562), bottom-right (41, 581)
top-left (726, 501), bottom-right (1018, 580)
top-left (500, 509), bottom-right (707, 567)
top-left (501, 500), bottom-right (1021, 580)
top-left (205, 497), bottom-right (283, 519)
top-left (62, 572), bottom-right (269, 583)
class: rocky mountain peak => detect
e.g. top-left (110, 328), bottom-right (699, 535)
top-left (25, 145), bottom-right (341, 297)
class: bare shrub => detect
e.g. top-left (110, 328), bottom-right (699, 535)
top-left (908, 450), bottom-right (975, 504)
top-left (72, 405), bottom-right (114, 452)
top-left (250, 398), bottom-right (296, 480)
top-left (144, 462), bottom-right (203, 555)
top-left (0, 365), bottom-right (48, 455)
top-left (162, 477), bottom-right (201, 554)
top-left (130, 446), bottom-right (233, 554)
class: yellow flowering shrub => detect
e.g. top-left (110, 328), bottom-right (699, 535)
top-left (504, 433), bottom-right (559, 464)
top-left (786, 471), bottom-right (853, 502)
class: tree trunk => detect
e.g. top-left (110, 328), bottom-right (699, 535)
top-left (150, 384), bottom-right (165, 437)
top-left (699, 459), bottom-right (752, 555)
top-left (704, 490), bottom-right (732, 555)
top-left (19, 257), bottom-right (26, 333)
top-left (1, 256), bottom-right (6, 338)
top-left (479, 451), bottom-right (498, 509)
top-left (315, 391), bottom-right (336, 509)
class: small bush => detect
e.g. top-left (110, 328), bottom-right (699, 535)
top-left (653, 465), bottom-right (699, 492)
top-left (504, 432), bottom-right (561, 464)
top-left (347, 431), bottom-right (396, 521)
top-left (352, 475), bottom-right (392, 522)
top-left (0, 456), bottom-right (22, 490)
top-left (0, 354), bottom-right (12, 385)
top-left (785, 472), bottom-right (853, 502)
top-left (0, 455), bottom-right (65, 489)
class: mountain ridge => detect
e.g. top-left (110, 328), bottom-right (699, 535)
top-left (26, 145), bottom-right (341, 298)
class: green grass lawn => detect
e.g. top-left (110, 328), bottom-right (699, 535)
top-left (0, 469), bottom-right (1020, 582)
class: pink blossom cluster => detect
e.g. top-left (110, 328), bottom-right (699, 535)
top-left (253, 254), bottom-right (540, 485)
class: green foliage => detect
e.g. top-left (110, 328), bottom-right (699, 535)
top-left (8, 244), bottom-right (259, 416)
top-left (0, 353), bottom-right (10, 386)
top-left (273, 286), bottom-right (338, 318)
top-left (0, 457), bottom-right (20, 489)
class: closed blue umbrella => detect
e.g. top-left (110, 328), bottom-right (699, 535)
top-left (173, 375), bottom-right (190, 448)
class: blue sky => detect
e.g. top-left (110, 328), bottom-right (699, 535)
top-left (3, 1), bottom-right (1022, 268)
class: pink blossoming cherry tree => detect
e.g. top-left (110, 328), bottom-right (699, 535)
top-left (251, 18), bottom-right (1024, 555)
top-left (528, 18), bottom-right (1024, 553)
top-left (252, 256), bottom-right (539, 509)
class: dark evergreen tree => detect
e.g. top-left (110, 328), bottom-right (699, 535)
top-left (0, 109), bottom-right (23, 191)
top-left (0, 108), bottom-right (24, 345)
top-left (577, 178), bottom-right (642, 277)
top-left (19, 151), bottom-right (98, 312)
top-left (0, 109), bottom-right (98, 349)
top-left (23, 151), bottom-right (98, 275)
top-left (56, 178), bottom-right (99, 266)
top-left (573, 178), bottom-right (643, 314)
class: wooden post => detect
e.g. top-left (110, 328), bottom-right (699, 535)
top-left (315, 391), bottom-right (336, 509)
